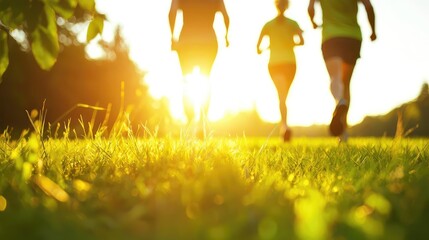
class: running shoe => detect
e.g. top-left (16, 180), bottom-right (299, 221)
top-left (283, 128), bottom-right (292, 142)
top-left (329, 103), bottom-right (348, 137)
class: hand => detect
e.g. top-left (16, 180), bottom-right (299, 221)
top-left (370, 32), bottom-right (377, 41)
top-left (257, 48), bottom-right (262, 55)
top-left (225, 35), bottom-right (229, 47)
top-left (311, 21), bottom-right (319, 29)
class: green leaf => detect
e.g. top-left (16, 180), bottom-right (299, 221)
top-left (46, 0), bottom-right (78, 19)
top-left (78, 0), bottom-right (95, 11)
top-left (0, 31), bottom-right (9, 77)
top-left (87, 15), bottom-right (104, 42)
top-left (0, 0), bottom-right (26, 28)
top-left (31, 5), bottom-right (59, 70)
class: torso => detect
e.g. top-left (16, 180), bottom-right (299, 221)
top-left (178, 0), bottom-right (221, 43)
top-left (320, 0), bottom-right (362, 42)
top-left (264, 17), bottom-right (301, 64)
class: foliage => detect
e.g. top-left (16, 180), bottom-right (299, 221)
top-left (1, 123), bottom-right (429, 239)
top-left (0, 28), bottom-right (168, 137)
top-left (0, 0), bottom-right (102, 75)
top-left (0, 30), bottom-right (8, 77)
top-left (350, 83), bottom-right (429, 137)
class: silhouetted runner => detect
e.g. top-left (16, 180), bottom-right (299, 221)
top-left (257, 0), bottom-right (304, 142)
top-left (169, 0), bottom-right (229, 138)
top-left (308, 0), bottom-right (376, 142)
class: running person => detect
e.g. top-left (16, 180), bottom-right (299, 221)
top-left (257, 0), bottom-right (304, 142)
top-left (308, 0), bottom-right (376, 142)
top-left (169, 0), bottom-right (229, 138)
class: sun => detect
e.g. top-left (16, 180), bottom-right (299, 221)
top-left (96, 0), bottom-right (349, 127)
top-left (93, 0), bottom-right (271, 124)
top-left (143, 54), bottom-right (234, 123)
top-left (94, 0), bottom-right (421, 128)
top-left (182, 67), bottom-right (211, 121)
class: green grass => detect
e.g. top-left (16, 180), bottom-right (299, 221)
top-left (1, 130), bottom-right (429, 240)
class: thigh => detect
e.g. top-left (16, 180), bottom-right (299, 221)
top-left (325, 57), bottom-right (343, 82)
top-left (198, 44), bottom-right (218, 76)
top-left (268, 64), bottom-right (296, 89)
top-left (177, 43), bottom-right (218, 76)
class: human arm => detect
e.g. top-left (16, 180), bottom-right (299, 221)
top-left (307, 0), bottom-right (319, 29)
top-left (256, 27), bottom-right (267, 55)
top-left (169, 0), bottom-right (179, 50)
top-left (294, 21), bottom-right (305, 46)
top-left (360, 0), bottom-right (377, 41)
top-left (219, 0), bottom-right (230, 47)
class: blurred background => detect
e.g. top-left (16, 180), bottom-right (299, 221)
top-left (1, 0), bottom-right (428, 138)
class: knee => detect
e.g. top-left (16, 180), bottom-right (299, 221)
top-left (330, 76), bottom-right (342, 85)
top-left (330, 79), bottom-right (343, 90)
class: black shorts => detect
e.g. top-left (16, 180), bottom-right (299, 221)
top-left (322, 37), bottom-right (362, 65)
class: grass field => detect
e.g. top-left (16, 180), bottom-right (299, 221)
top-left (1, 128), bottom-right (429, 239)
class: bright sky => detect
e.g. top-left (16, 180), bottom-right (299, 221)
top-left (90, 0), bottom-right (429, 126)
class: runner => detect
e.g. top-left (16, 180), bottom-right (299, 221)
top-left (308, 0), bottom-right (376, 142)
top-left (169, 0), bottom-right (229, 138)
top-left (257, 0), bottom-right (304, 142)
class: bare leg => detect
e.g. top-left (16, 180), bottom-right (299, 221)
top-left (279, 76), bottom-right (293, 142)
top-left (270, 73), bottom-right (287, 129)
top-left (182, 77), bottom-right (195, 125)
top-left (269, 64), bottom-right (295, 141)
top-left (280, 98), bottom-right (287, 130)
top-left (198, 77), bottom-right (211, 139)
top-left (276, 77), bottom-right (291, 130)
top-left (325, 57), bottom-right (356, 137)
top-left (325, 57), bottom-right (344, 103)
top-left (341, 62), bottom-right (356, 128)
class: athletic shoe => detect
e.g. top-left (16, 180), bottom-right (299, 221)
top-left (329, 103), bottom-right (348, 137)
top-left (283, 128), bottom-right (292, 142)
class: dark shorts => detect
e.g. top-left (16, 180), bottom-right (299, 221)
top-left (322, 37), bottom-right (362, 65)
top-left (176, 42), bottom-right (218, 75)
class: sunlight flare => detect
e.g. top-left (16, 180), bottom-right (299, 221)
top-left (93, 0), bottom-right (426, 126)
top-left (183, 67), bottom-right (211, 121)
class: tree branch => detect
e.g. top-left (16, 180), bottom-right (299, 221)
top-left (0, 21), bottom-right (11, 35)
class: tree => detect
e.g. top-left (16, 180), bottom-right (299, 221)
top-left (418, 82), bottom-right (429, 101)
top-left (350, 82), bottom-right (429, 137)
top-left (0, 26), bottom-right (170, 137)
top-left (0, 0), bottom-right (104, 77)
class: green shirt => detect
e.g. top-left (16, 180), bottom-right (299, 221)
top-left (262, 17), bottom-right (302, 64)
top-left (320, 0), bottom-right (362, 42)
